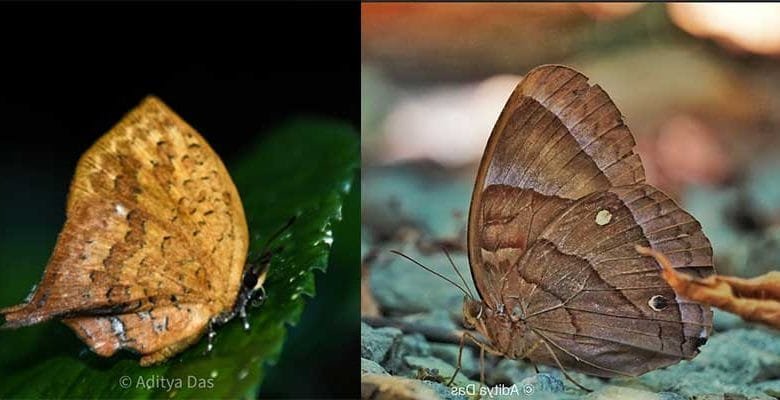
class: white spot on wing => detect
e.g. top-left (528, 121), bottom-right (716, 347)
top-left (115, 203), bottom-right (128, 217)
top-left (595, 209), bottom-right (613, 226)
top-left (110, 316), bottom-right (128, 342)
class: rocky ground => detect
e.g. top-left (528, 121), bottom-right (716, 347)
top-left (361, 167), bottom-right (780, 400)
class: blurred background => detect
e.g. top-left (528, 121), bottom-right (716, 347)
top-left (362, 1), bottom-right (780, 282)
top-left (362, 3), bottom-right (780, 399)
top-left (0, 3), bottom-right (359, 399)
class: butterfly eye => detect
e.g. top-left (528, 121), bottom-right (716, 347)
top-left (249, 286), bottom-right (267, 308)
top-left (462, 299), bottom-right (484, 329)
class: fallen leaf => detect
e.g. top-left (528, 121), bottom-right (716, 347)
top-left (361, 262), bottom-right (380, 317)
top-left (636, 245), bottom-right (780, 329)
top-left (361, 374), bottom-right (441, 400)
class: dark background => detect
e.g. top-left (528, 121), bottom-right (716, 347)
top-left (0, 2), bottom-right (359, 398)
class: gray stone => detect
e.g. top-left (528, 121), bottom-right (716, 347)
top-left (519, 373), bottom-right (564, 393)
top-left (712, 308), bottom-right (751, 331)
top-left (404, 355), bottom-right (477, 388)
top-left (751, 379), bottom-right (780, 399)
top-left (429, 342), bottom-right (479, 379)
top-left (420, 380), bottom-right (467, 400)
top-left (401, 310), bottom-right (459, 332)
top-left (640, 329), bottom-right (780, 400)
top-left (585, 386), bottom-right (667, 400)
top-left (490, 358), bottom-right (537, 386)
top-left (384, 333), bottom-right (432, 375)
top-left (362, 358), bottom-right (389, 375)
top-left (370, 244), bottom-right (472, 316)
top-left (362, 169), bottom-right (472, 239)
top-left (361, 322), bottom-right (402, 364)
top-left (657, 392), bottom-right (685, 400)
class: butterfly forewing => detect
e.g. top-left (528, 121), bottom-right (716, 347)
top-left (468, 65), bottom-right (647, 306)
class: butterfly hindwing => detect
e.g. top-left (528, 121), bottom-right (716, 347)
top-left (510, 185), bottom-right (713, 376)
top-left (63, 303), bottom-right (212, 366)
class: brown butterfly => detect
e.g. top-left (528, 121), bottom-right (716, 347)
top-left (0, 97), bottom-right (277, 365)
top-left (460, 65), bottom-right (714, 383)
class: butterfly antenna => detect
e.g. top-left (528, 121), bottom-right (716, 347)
top-left (442, 246), bottom-right (475, 300)
top-left (251, 216), bottom-right (297, 264)
top-left (389, 250), bottom-right (471, 298)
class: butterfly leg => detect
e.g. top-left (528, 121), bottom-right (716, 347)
top-left (447, 331), bottom-right (500, 386)
top-left (479, 344), bottom-right (486, 393)
top-left (540, 340), bottom-right (592, 392)
top-left (205, 320), bottom-right (217, 354)
top-left (447, 331), bottom-right (468, 386)
top-left (515, 339), bottom-right (542, 380)
top-left (239, 305), bottom-right (250, 331)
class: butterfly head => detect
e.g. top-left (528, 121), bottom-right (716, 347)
top-left (462, 297), bottom-right (485, 330)
top-left (242, 216), bottom-right (297, 308)
top-left (242, 260), bottom-right (270, 308)
top-left (247, 284), bottom-right (267, 308)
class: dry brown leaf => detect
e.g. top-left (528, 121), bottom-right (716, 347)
top-left (361, 262), bottom-right (380, 317)
top-left (637, 245), bottom-right (780, 330)
top-left (361, 374), bottom-right (440, 400)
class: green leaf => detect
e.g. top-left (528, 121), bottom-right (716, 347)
top-left (0, 118), bottom-right (359, 399)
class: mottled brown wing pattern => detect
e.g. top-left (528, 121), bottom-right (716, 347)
top-left (468, 65), bottom-right (645, 306)
top-left (481, 65), bottom-right (645, 197)
top-left (1, 98), bottom-right (248, 343)
top-left (474, 185), bottom-right (574, 307)
top-left (68, 97), bottom-right (248, 304)
top-left (504, 185), bottom-right (713, 376)
top-left (3, 199), bottom-right (211, 326)
top-left (467, 65), bottom-right (715, 377)
top-left (63, 303), bottom-right (213, 366)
